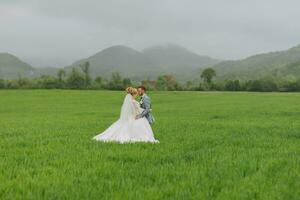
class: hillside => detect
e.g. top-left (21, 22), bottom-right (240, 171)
top-left (0, 45), bottom-right (220, 80)
top-left (68, 45), bottom-right (159, 79)
top-left (2, 44), bottom-right (300, 81)
top-left (213, 45), bottom-right (300, 80)
top-left (68, 44), bottom-right (220, 80)
top-left (0, 53), bottom-right (34, 79)
top-left (143, 44), bottom-right (220, 75)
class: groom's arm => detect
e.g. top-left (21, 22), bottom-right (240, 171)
top-left (136, 97), bottom-right (151, 119)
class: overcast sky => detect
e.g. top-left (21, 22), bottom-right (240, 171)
top-left (1, 0), bottom-right (300, 67)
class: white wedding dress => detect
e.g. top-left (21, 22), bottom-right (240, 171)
top-left (93, 94), bottom-right (159, 143)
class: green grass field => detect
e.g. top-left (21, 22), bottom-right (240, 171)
top-left (1, 90), bottom-right (300, 199)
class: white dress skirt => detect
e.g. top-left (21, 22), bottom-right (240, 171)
top-left (93, 94), bottom-right (159, 143)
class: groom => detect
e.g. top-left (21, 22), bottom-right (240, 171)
top-left (135, 86), bottom-right (155, 125)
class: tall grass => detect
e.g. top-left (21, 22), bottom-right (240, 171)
top-left (0, 90), bottom-right (299, 199)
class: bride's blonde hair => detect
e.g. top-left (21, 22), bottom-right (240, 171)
top-left (126, 87), bottom-right (137, 95)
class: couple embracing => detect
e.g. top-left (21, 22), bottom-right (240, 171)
top-left (93, 86), bottom-right (159, 143)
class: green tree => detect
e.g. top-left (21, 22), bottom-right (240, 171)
top-left (94, 76), bottom-right (103, 89)
top-left (246, 79), bottom-right (278, 92)
top-left (246, 80), bottom-right (262, 91)
top-left (6, 80), bottom-right (20, 89)
top-left (281, 78), bottom-right (300, 92)
top-left (101, 79), bottom-right (109, 89)
top-left (156, 75), bottom-right (179, 91)
top-left (184, 81), bottom-right (195, 91)
top-left (57, 68), bottom-right (66, 81)
top-left (225, 80), bottom-right (241, 91)
top-left (0, 79), bottom-right (5, 88)
top-left (57, 68), bottom-right (66, 88)
top-left (79, 62), bottom-right (91, 88)
top-left (66, 68), bottom-right (85, 89)
top-left (37, 75), bottom-right (58, 89)
top-left (17, 75), bottom-right (31, 89)
top-left (260, 79), bottom-right (278, 92)
top-left (141, 79), bottom-right (156, 91)
top-left (201, 68), bottom-right (216, 84)
top-left (122, 78), bottom-right (132, 88)
top-left (108, 72), bottom-right (123, 90)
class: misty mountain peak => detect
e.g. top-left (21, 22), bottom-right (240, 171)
top-left (0, 52), bottom-right (21, 60)
top-left (93, 45), bottom-right (142, 58)
top-left (0, 53), bottom-right (32, 68)
top-left (0, 53), bottom-right (33, 79)
top-left (143, 43), bottom-right (191, 55)
top-left (143, 43), bottom-right (220, 69)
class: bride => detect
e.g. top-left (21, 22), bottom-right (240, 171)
top-left (93, 87), bottom-right (159, 143)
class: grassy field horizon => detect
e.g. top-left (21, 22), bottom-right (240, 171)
top-left (1, 90), bottom-right (300, 199)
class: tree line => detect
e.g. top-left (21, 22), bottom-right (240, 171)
top-left (1, 62), bottom-right (300, 92)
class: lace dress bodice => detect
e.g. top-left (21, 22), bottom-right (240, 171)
top-left (132, 100), bottom-right (143, 115)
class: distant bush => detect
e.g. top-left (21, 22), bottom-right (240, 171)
top-left (246, 79), bottom-right (278, 92)
top-left (141, 79), bottom-right (157, 91)
top-left (0, 79), bottom-right (5, 88)
top-left (66, 68), bottom-right (86, 89)
top-left (1, 69), bottom-right (300, 92)
top-left (280, 79), bottom-right (300, 92)
top-left (107, 72), bottom-right (124, 90)
top-left (156, 75), bottom-right (180, 91)
top-left (225, 80), bottom-right (241, 91)
top-left (37, 76), bottom-right (59, 89)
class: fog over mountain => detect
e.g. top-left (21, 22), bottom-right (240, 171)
top-left (1, 44), bottom-right (221, 79)
top-left (1, 0), bottom-right (300, 67)
top-left (214, 45), bottom-right (300, 80)
top-left (67, 44), bottom-right (220, 80)
top-left (2, 43), bottom-right (300, 81)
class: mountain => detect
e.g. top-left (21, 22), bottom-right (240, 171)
top-left (0, 45), bottom-right (220, 80)
top-left (68, 45), bottom-right (159, 79)
top-left (275, 61), bottom-right (300, 81)
top-left (213, 45), bottom-right (300, 80)
top-left (0, 53), bottom-right (34, 79)
top-left (143, 44), bottom-right (220, 71)
top-left (2, 44), bottom-right (300, 82)
top-left (68, 44), bottom-right (220, 80)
